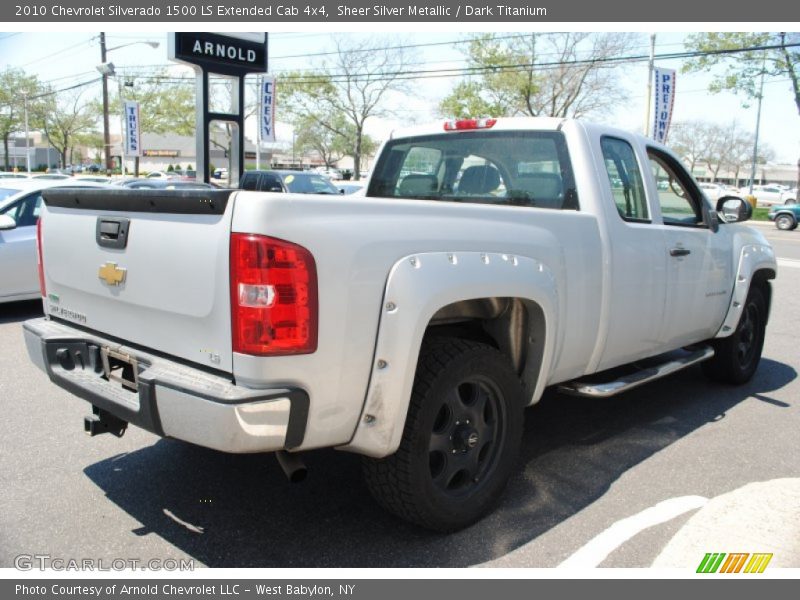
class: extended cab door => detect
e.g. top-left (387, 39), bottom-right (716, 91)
top-left (646, 148), bottom-right (732, 347)
top-left (594, 135), bottom-right (668, 371)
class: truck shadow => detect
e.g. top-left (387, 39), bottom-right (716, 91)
top-left (0, 300), bottom-right (43, 324)
top-left (83, 359), bottom-right (796, 568)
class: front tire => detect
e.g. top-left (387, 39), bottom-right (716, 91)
top-left (703, 286), bottom-right (767, 384)
top-left (363, 338), bottom-right (524, 531)
top-left (775, 214), bottom-right (795, 231)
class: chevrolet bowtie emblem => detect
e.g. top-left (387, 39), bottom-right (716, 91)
top-left (98, 262), bottom-right (127, 286)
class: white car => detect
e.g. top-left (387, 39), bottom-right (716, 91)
top-left (698, 182), bottom-right (742, 202)
top-left (146, 171), bottom-right (171, 179)
top-left (751, 184), bottom-right (796, 207)
top-left (0, 179), bottom-right (108, 303)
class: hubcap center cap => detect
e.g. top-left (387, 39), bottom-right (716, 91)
top-left (453, 424), bottom-right (479, 452)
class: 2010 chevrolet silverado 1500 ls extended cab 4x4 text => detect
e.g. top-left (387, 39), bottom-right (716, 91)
top-left (24, 118), bottom-right (776, 530)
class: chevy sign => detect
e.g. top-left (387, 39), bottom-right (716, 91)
top-left (169, 32), bottom-right (268, 76)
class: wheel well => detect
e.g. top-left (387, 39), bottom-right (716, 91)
top-left (423, 297), bottom-right (546, 399)
top-left (751, 269), bottom-right (775, 319)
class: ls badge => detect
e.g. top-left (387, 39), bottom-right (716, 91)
top-left (98, 262), bottom-right (127, 286)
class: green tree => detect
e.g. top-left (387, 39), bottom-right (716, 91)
top-left (0, 68), bottom-right (43, 171)
top-left (683, 32), bottom-right (800, 189)
top-left (438, 33), bottom-right (638, 119)
top-left (34, 88), bottom-right (98, 168)
top-left (281, 36), bottom-right (411, 179)
top-left (293, 113), bottom-right (376, 168)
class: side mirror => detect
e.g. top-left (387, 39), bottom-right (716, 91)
top-left (716, 196), bottom-right (752, 223)
top-left (0, 214), bottom-right (17, 230)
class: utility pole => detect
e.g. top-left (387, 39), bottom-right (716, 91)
top-left (644, 33), bottom-right (656, 137)
top-left (23, 92), bottom-right (30, 174)
top-left (100, 32), bottom-right (112, 173)
top-left (256, 75), bottom-right (261, 170)
top-left (748, 53), bottom-right (767, 195)
top-left (118, 78), bottom-right (126, 178)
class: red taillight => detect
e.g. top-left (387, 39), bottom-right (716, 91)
top-left (36, 217), bottom-right (46, 297)
top-left (443, 117), bottom-right (497, 131)
top-left (230, 234), bottom-right (318, 356)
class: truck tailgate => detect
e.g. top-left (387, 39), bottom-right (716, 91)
top-left (40, 189), bottom-right (235, 373)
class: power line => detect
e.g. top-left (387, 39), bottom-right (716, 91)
top-left (27, 40), bottom-right (800, 107)
top-left (280, 42), bottom-right (800, 85)
top-left (116, 41), bottom-right (800, 87)
top-left (21, 36), bottom-right (97, 67)
top-left (31, 78), bottom-right (101, 99)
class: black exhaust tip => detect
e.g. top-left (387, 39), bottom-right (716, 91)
top-left (275, 450), bottom-right (307, 483)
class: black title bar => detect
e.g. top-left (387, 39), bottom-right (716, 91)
top-left (3, 0), bottom-right (800, 21)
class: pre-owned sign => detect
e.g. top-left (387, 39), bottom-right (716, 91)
top-left (168, 32), bottom-right (267, 76)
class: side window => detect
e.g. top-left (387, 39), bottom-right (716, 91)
top-left (648, 150), bottom-right (704, 226)
top-left (240, 173), bottom-right (259, 191)
top-left (600, 137), bottom-right (649, 222)
top-left (260, 173), bottom-right (283, 192)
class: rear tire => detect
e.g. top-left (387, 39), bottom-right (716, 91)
top-left (775, 214), bottom-right (795, 231)
top-left (363, 338), bottom-right (524, 531)
top-left (702, 286), bottom-right (767, 384)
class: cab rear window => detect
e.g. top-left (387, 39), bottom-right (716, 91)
top-left (367, 130), bottom-right (579, 210)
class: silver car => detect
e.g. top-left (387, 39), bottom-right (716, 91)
top-left (0, 179), bottom-right (108, 303)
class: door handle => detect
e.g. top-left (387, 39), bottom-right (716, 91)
top-left (669, 247), bottom-right (691, 257)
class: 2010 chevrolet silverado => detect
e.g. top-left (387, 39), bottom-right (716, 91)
top-left (24, 117), bottom-right (776, 530)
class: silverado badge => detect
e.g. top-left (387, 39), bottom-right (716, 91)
top-left (98, 262), bottom-right (127, 286)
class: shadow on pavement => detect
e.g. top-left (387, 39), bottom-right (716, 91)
top-left (0, 300), bottom-right (42, 325)
top-left (83, 358), bottom-right (796, 567)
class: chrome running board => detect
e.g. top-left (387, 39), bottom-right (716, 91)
top-left (557, 346), bottom-right (715, 398)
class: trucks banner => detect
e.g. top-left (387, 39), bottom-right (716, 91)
top-left (123, 101), bottom-right (141, 158)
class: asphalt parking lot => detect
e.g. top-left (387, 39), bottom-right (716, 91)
top-left (1, 222), bottom-right (798, 570)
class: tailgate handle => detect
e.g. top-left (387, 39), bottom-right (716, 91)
top-left (96, 217), bottom-right (130, 249)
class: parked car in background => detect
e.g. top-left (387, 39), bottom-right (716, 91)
top-left (337, 182), bottom-right (366, 195)
top-left (0, 172), bottom-right (31, 179)
top-left (77, 176), bottom-right (112, 184)
top-left (32, 173), bottom-right (71, 180)
top-left (698, 182), bottom-right (743, 202)
top-left (313, 166), bottom-right (343, 180)
top-left (116, 179), bottom-right (215, 190)
top-left (751, 184), bottom-right (796, 207)
top-left (172, 169), bottom-right (197, 181)
top-left (239, 169), bottom-right (342, 194)
top-left (146, 171), bottom-right (171, 179)
top-left (0, 179), bottom-right (108, 303)
top-left (768, 203), bottom-right (800, 230)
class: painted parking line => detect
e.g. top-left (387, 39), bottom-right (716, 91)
top-left (558, 496), bottom-right (708, 569)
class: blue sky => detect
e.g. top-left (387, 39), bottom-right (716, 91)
top-left (1, 30), bottom-right (798, 164)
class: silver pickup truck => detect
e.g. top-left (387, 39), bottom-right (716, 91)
top-left (24, 117), bottom-right (776, 530)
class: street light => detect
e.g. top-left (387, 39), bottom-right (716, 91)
top-left (97, 34), bottom-right (159, 173)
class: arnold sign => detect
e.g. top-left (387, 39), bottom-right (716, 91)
top-left (168, 32), bottom-right (268, 76)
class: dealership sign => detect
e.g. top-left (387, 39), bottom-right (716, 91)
top-left (168, 32), bottom-right (267, 76)
top-left (260, 76), bottom-right (276, 143)
top-left (123, 101), bottom-right (141, 157)
top-left (652, 68), bottom-right (676, 144)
